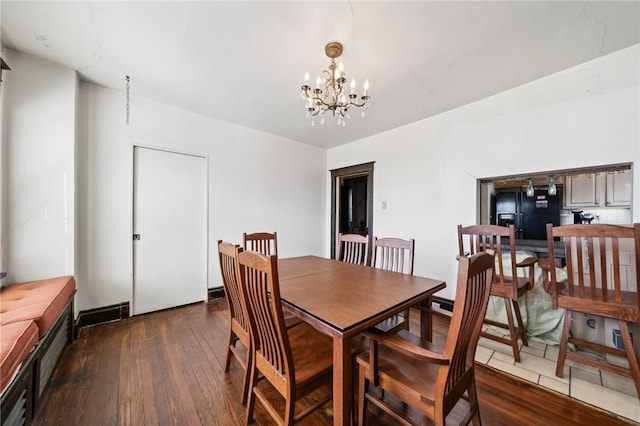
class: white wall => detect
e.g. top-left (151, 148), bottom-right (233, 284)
top-left (327, 45), bottom-right (640, 300)
top-left (4, 45), bottom-right (638, 310)
top-left (75, 83), bottom-right (326, 311)
top-left (1, 49), bottom-right (77, 283)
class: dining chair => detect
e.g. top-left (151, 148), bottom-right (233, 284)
top-left (217, 240), bottom-right (252, 404)
top-left (542, 223), bottom-right (640, 399)
top-left (235, 249), bottom-right (333, 425)
top-left (371, 237), bottom-right (415, 335)
top-left (243, 231), bottom-right (278, 256)
top-left (457, 224), bottom-right (537, 362)
top-left (337, 233), bottom-right (369, 265)
top-left (371, 237), bottom-right (415, 274)
top-left (356, 251), bottom-right (495, 426)
top-left (242, 231), bottom-right (304, 328)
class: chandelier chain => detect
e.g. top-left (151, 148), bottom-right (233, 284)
top-left (125, 75), bottom-right (130, 125)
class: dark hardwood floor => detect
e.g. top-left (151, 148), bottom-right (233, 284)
top-left (32, 301), bottom-right (636, 425)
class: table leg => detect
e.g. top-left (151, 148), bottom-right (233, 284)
top-left (333, 334), bottom-right (352, 426)
top-left (420, 295), bottom-right (433, 342)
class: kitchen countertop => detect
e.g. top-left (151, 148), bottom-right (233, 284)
top-left (458, 239), bottom-right (566, 264)
top-left (515, 239), bottom-right (565, 259)
top-left (516, 240), bottom-right (564, 257)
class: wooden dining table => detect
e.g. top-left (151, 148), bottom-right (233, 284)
top-left (277, 256), bottom-right (446, 426)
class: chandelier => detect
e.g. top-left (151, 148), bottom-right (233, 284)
top-left (300, 42), bottom-right (370, 126)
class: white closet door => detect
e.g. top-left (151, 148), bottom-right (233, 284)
top-left (133, 146), bottom-right (207, 315)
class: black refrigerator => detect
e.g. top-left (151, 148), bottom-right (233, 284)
top-left (493, 186), bottom-right (562, 240)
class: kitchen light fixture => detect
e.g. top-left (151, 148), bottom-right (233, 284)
top-left (526, 177), bottom-right (535, 197)
top-left (548, 176), bottom-right (557, 196)
top-left (300, 42), bottom-right (370, 126)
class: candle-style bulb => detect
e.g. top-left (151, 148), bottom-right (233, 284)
top-left (363, 79), bottom-right (370, 96)
top-left (350, 78), bottom-right (356, 94)
top-left (304, 71), bottom-right (310, 83)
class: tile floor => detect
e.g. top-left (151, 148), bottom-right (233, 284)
top-left (475, 327), bottom-right (640, 423)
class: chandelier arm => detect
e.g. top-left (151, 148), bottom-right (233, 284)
top-left (309, 108), bottom-right (321, 118)
top-left (316, 99), bottom-right (337, 109)
top-left (304, 92), bottom-right (368, 108)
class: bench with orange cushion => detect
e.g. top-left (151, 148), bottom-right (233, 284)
top-left (0, 276), bottom-right (76, 426)
top-left (0, 320), bottom-right (39, 395)
top-left (0, 276), bottom-right (76, 337)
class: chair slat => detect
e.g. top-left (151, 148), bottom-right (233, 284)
top-left (611, 238), bottom-right (622, 304)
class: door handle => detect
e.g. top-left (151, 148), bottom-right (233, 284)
top-left (133, 234), bottom-right (141, 240)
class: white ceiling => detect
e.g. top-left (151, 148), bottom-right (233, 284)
top-left (1, 1), bottom-right (639, 149)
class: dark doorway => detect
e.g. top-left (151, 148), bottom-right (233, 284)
top-left (330, 162), bottom-right (374, 262)
top-left (339, 175), bottom-right (368, 236)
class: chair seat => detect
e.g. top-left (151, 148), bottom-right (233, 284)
top-left (357, 344), bottom-right (441, 408)
top-left (288, 323), bottom-right (333, 387)
top-left (491, 275), bottom-right (530, 297)
top-left (557, 287), bottom-right (640, 322)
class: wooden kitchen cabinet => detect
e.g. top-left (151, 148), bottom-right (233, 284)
top-left (605, 169), bottom-right (632, 207)
top-left (564, 173), bottom-right (599, 207)
top-left (565, 169), bottom-right (632, 208)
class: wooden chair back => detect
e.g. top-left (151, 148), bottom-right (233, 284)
top-left (440, 252), bottom-right (495, 402)
top-left (457, 224), bottom-right (518, 295)
top-left (243, 231), bottom-right (278, 256)
top-left (544, 223), bottom-right (640, 397)
top-left (337, 233), bottom-right (369, 265)
top-left (217, 240), bottom-right (251, 403)
top-left (235, 249), bottom-right (293, 397)
top-left (218, 240), bottom-right (249, 339)
top-left (546, 223), bottom-right (640, 318)
top-left (371, 237), bottom-right (415, 274)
